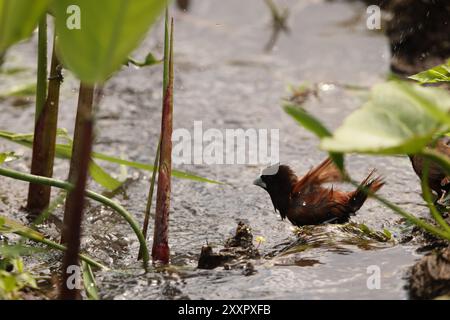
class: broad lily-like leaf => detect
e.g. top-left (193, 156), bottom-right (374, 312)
top-left (320, 81), bottom-right (450, 154)
top-left (409, 60), bottom-right (450, 84)
top-left (0, 0), bottom-right (50, 52)
top-left (52, 0), bottom-right (167, 84)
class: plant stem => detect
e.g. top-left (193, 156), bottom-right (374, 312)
top-left (139, 7), bottom-right (170, 261)
top-left (152, 13), bottom-right (173, 265)
top-left (27, 27), bottom-right (62, 218)
top-left (27, 14), bottom-right (50, 218)
top-left (0, 166), bottom-right (149, 265)
top-left (59, 83), bottom-right (94, 300)
top-left (139, 137), bottom-right (160, 261)
top-left (12, 228), bottom-right (106, 270)
top-left (35, 15), bottom-right (48, 122)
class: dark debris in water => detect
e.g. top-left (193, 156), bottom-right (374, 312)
top-left (409, 245), bottom-right (450, 300)
top-left (197, 222), bottom-right (259, 272)
top-left (399, 217), bottom-right (450, 253)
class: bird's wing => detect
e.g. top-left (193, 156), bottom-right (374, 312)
top-left (294, 187), bottom-right (351, 223)
top-left (291, 158), bottom-right (343, 195)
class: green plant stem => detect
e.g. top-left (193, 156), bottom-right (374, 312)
top-left (13, 228), bottom-right (106, 270)
top-left (349, 180), bottom-right (450, 241)
top-left (162, 8), bottom-right (170, 93)
top-left (138, 137), bottom-right (160, 261)
top-left (421, 159), bottom-right (450, 234)
top-left (0, 166), bottom-right (149, 266)
top-left (82, 261), bottom-right (99, 300)
top-left (27, 15), bottom-right (48, 215)
top-left (35, 15), bottom-right (47, 121)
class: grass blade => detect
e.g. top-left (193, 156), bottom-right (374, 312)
top-left (138, 138), bottom-right (160, 261)
top-left (0, 215), bottom-right (106, 270)
top-left (0, 131), bottom-right (222, 184)
top-left (82, 261), bottom-right (99, 300)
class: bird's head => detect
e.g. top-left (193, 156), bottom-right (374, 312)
top-left (253, 163), bottom-right (297, 192)
top-left (253, 164), bottom-right (297, 216)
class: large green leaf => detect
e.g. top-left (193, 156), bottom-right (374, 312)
top-left (409, 59), bottom-right (450, 84)
top-left (0, 0), bottom-right (50, 52)
top-left (52, 0), bottom-right (167, 84)
top-left (320, 81), bottom-right (450, 154)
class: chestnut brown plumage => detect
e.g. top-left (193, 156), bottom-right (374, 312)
top-left (409, 137), bottom-right (450, 200)
top-left (253, 158), bottom-right (384, 226)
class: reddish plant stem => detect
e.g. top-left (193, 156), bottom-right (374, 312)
top-left (27, 20), bottom-right (62, 217)
top-left (152, 18), bottom-right (174, 265)
top-left (59, 83), bottom-right (94, 300)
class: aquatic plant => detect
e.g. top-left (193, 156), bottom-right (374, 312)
top-left (1, 0), bottom-right (168, 299)
top-left (27, 22), bottom-right (62, 217)
top-left (152, 11), bottom-right (174, 265)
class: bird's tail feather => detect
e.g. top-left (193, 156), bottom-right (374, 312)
top-left (349, 170), bottom-right (384, 212)
top-left (292, 158), bottom-right (343, 194)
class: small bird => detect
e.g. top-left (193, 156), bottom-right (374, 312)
top-left (253, 158), bottom-right (384, 226)
top-left (409, 137), bottom-right (450, 201)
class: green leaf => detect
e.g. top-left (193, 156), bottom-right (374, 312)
top-left (90, 150), bottom-right (222, 184)
top-left (0, 215), bottom-right (106, 269)
top-left (127, 52), bottom-right (162, 67)
top-left (409, 60), bottom-right (450, 84)
top-left (382, 228), bottom-right (392, 240)
top-left (0, 83), bottom-right (36, 99)
top-left (0, 130), bottom-right (222, 184)
top-left (0, 0), bottom-right (50, 52)
top-left (88, 160), bottom-right (122, 191)
top-left (397, 81), bottom-right (450, 126)
top-left (0, 244), bottom-right (46, 258)
top-left (320, 81), bottom-right (450, 154)
top-left (283, 103), bottom-right (344, 171)
top-left (0, 152), bottom-right (18, 164)
top-left (284, 104), bottom-right (331, 138)
top-left (82, 261), bottom-right (99, 300)
top-left (52, 0), bottom-right (167, 84)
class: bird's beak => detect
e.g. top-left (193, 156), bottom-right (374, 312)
top-left (253, 176), bottom-right (267, 189)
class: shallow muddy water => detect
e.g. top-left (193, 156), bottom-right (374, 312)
top-left (0, 0), bottom-right (428, 299)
